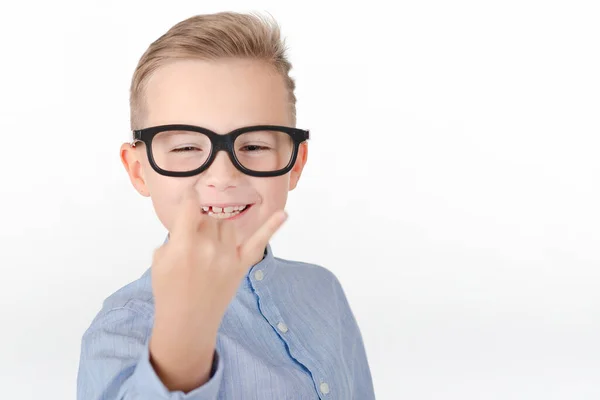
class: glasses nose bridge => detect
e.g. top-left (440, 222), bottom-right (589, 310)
top-left (205, 134), bottom-right (238, 172)
top-left (209, 134), bottom-right (236, 163)
top-left (212, 136), bottom-right (231, 153)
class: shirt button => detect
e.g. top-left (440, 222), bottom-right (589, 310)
top-left (320, 382), bottom-right (330, 394)
top-left (277, 322), bottom-right (288, 333)
top-left (254, 270), bottom-right (264, 281)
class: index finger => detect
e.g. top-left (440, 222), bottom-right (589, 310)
top-left (169, 187), bottom-right (205, 242)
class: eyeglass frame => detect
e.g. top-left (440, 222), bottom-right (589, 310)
top-left (131, 124), bottom-right (310, 178)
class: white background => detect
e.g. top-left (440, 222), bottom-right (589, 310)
top-left (1, 0), bottom-right (599, 399)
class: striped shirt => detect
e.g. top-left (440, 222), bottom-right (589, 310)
top-left (77, 244), bottom-right (375, 399)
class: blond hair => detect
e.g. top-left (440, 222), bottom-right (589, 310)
top-left (129, 11), bottom-right (296, 130)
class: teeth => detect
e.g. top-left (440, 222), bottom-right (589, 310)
top-left (203, 205), bottom-right (248, 213)
top-left (208, 211), bottom-right (238, 219)
top-left (204, 204), bottom-right (249, 218)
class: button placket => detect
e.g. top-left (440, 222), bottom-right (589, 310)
top-left (250, 263), bottom-right (333, 398)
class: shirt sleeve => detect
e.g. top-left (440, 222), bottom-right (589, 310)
top-left (77, 305), bottom-right (224, 400)
top-left (348, 326), bottom-right (376, 399)
top-left (331, 275), bottom-right (377, 400)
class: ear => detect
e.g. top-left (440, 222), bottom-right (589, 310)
top-left (120, 142), bottom-right (151, 197)
top-left (289, 142), bottom-right (308, 191)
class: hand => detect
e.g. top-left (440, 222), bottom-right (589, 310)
top-left (149, 187), bottom-right (287, 390)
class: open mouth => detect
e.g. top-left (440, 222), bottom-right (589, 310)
top-left (201, 204), bottom-right (252, 220)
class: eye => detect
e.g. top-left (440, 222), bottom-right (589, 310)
top-left (240, 144), bottom-right (270, 152)
top-left (171, 146), bottom-right (203, 153)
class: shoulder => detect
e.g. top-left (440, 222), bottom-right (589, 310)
top-left (103, 268), bottom-right (153, 313)
top-left (84, 268), bottom-right (154, 336)
top-left (271, 256), bottom-right (363, 336)
top-left (274, 256), bottom-right (340, 284)
top-left (272, 256), bottom-right (347, 303)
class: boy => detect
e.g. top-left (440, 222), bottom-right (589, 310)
top-left (77, 11), bottom-right (375, 400)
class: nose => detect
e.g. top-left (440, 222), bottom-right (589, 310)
top-left (201, 151), bottom-right (240, 191)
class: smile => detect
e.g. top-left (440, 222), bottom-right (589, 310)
top-left (201, 204), bottom-right (252, 219)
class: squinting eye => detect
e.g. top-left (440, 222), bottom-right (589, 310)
top-left (242, 145), bottom-right (268, 151)
top-left (172, 146), bottom-right (202, 152)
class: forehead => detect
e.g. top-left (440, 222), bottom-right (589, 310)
top-left (143, 58), bottom-right (292, 131)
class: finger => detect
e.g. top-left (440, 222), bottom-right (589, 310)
top-left (217, 218), bottom-right (237, 249)
top-left (239, 210), bottom-right (287, 263)
top-left (200, 214), bottom-right (219, 243)
top-left (169, 187), bottom-right (205, 242)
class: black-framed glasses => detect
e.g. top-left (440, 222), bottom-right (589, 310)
top-left (132, 124), bottom-right (310, 178)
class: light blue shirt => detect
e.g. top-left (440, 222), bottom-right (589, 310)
top-left (77, 244), bottom-right (375, 399)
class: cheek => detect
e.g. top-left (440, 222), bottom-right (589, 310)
top-left (256, 175), bottom-right (290, 211)
top-left (146, 175), bottom-right (191, 232)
